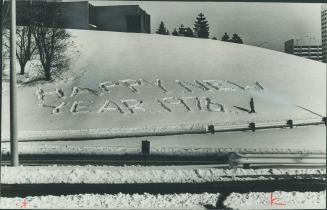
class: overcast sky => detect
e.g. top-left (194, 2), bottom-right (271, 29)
top-left (90, 1), bottom-right (323, 52)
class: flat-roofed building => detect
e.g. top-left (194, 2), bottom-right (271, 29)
top-left (321, 4), bottom-right (327, 63)
top-left (284, 39), bottom-right (323, 62)
top-left (14, 1), bottom-right (151, 33)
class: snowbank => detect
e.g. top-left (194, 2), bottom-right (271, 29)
top-left (224, 191), bottom-right (326, 209)
top-left (0, 193), bottom-right (219, 209)
top-left (1, 191), bottom-right (325, 209)
top-left (1, 143), bottom-right (324, 156)
top-left (1, 166), bottom-right (325, 184)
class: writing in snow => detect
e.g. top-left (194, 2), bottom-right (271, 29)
top-left (35, 79), bottom-right (264, 115)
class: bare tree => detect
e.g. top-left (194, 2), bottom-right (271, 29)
top-left (15, 26), bottom-right (37, 75)
top-left (3, 2), bottom-right (37, 75)
top-left (15, 2), bottom-right (37, 75)
top-left (1, 2), bottom-right (10, 73)
top-left (34, 27), bottom-right (71, 80)
top-left (3, 1), bottom-right (73, 81)
top-left (32, 1), bottom-right (72, 81)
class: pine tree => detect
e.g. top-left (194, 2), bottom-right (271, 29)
top-left (194, 13), bottom-right (209, 38)
top-left (221, 32), bottom-right (230, 42)
top-left (178, 24), bottom-right (186, 36)
top-left (172, 28), bottom-right (179, 36)
top-left (184, 27), bottom-right (194, 37)
top-left (231, 33), bottom-right (243, 44)
top-left (156, 21), bottom-right (169, 35)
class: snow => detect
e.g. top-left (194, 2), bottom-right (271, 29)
top-left (1, 125), bottom-right (325, 155)
top-left (0, 193), bottom-right (220, 209)
top-left (224, 191), bottom-right (326, 209)
top-left (0, 191), bottom-right (325, 209)
top-left (1, 30), bottom-right (326, 144)
top-left (1, 30), bottom-right (325, 209)
top-left (1, 165), bottom-right (325, 184)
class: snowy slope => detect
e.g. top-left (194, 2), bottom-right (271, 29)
top-left (1, 30), bottom-right (326, 140)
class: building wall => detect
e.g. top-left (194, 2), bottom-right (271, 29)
top-left (14, 1), bottom-right (150, 33)
top-left (284, 39), bottom-right (323, 62)
top-left (293, 45), bottom-right (323, 61)
top-left (139, 8), bottom-right (151, 33)
top-left (61, 1), bottom-right (90, 30)
top-left (322, 5), bottom-right (327, 63)
top-left (94, 5), bottom-right (141, 32)
top-left (284, 39), bottom-right (294, 54)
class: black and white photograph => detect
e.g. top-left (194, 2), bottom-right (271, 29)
top-left (0, 0), bottom-right (326, 209)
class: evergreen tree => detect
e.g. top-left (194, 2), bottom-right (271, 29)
top-left (221, 32), bottom-right (230, 42)
top-left (212, 37), bottom-right (217, 40)
top-left (178, 24), bottom-right (186, 36)
top-left (172, 28), bottom-right (179, 36)
top-left (193, 13), bottom-right (209, 38)
top-left (231, 33), bottom-right (243, 44)
top-left (184, 27), bottom-right (194, 37)
top-left (156, 21), bottom-right (169, 35)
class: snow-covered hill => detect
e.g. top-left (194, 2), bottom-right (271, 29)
top-left (1, 30), bottom-right (326, 139)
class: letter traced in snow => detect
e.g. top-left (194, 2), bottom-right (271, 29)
top-left (163, 97), bottom-right (191, 112)
top-left (255, 81), bottom-right (264, 90)
top-left (226, 80), bottom-right (246, 90)
top-left (205, 97), bottom-right (225, 112)
top-left (120, 79), bottom-right (142, 93)
top-left (55, 88), bottom-right (65, 98)
top-left (99, 81), bottom-right (119, 92)
top-left (70, 87), bottom-right (100, 97)
top-left (180, 96), bottom-right (202, 111)
top-left (203, 80), bottom-right (220, 90)
top-left (141, 79), bottom-right (168, 93)
top-left (121, 99), bottom-right (145, 114)
top-left (70, 87), bottom-right (80, 97)
top-left (52, 102), bottom-right (67, 114)
top-left (156, 98), bottom-right (172, 112)
top-left (35, 88), bottom-right (45, 106)
top-left (35, 88), bottom-right (66, 105)
top-left (70, 101), bottom-right (93, 114)
top-left (98, 100), bottom-right (124, 114)
top-left (176, 80), bottom-right (210, 93)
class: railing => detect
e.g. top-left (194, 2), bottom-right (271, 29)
top-left (228, 152), bottom-right (326, 168)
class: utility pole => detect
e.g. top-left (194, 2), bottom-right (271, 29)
top-left (10, 0), bottom-right (18, 166)
top-left (0, 0), bottom-right (4, 198)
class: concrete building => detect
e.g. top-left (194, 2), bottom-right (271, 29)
top-left (93, 5), bottom-right (150, 33)
top-left (284, 39), bottom-right (323, 62)
top-left (15, 1), bottom-right (151, 33)
top-left (322, 4), bottom-right (327, 63)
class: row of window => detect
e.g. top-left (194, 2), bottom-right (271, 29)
top-left (294, 52), bottom-right (322, 55)
top-left (294, 54), bottom-right (322, 57)
top-left (294, 47), bottom-right (322, 49)
top-left (294, 48), bottom-right (322, 50)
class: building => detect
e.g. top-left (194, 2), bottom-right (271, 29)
top-left (15, 1), bottom-right (151, 33)
top-left (92, 5), bottom-right (150, 33)
top-left (284, 39), bottom-right (323, 62)
top-left (322, 4), bottom-right (327, 63)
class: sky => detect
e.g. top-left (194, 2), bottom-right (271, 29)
top-left (90, 1), bottom-right (323, 52)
